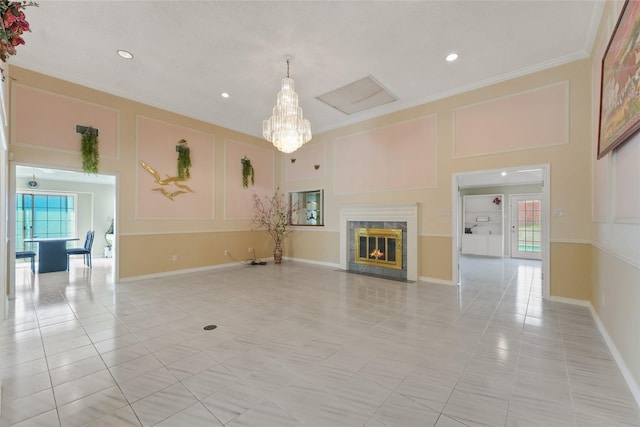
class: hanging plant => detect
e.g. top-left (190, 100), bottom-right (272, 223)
top-left (81, 126), bottom-right (99, 174)
top-left (241, 156), bottom-right (255, 188)
top-left (176, 139), bottom-right (191, 179)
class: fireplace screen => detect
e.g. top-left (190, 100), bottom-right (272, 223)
top-left (354, 227), bottom-right (403, 270)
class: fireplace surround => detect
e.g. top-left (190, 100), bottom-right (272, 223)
top-left (339, 203), bottom-right (418, 281)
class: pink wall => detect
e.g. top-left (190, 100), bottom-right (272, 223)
top-left (224, 139), bottom-right (275, 219)
top-left (334, 115), bottom-right (437, 194)
top-left (454, 82), bottom-right (568, 158)
top-left (14, 85), bottom-right (118, 156)
top-left (137, 116), bottom-right (214, 218)
top-left (284, 143), bottom-right (326, 181)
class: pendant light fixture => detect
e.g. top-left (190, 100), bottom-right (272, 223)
top-left (263, 58), bottom-right (312, 154)
top-left (27, 173), bottom-right (39, 189)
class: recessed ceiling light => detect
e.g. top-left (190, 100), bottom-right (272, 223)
top-left (117, 50), bottom-right (134, 59)
top-left (445, 52), bottom-right (459, 62)
top-left (501, 171), bottom-right (507, 176)
top-left (220, 92), bottom-right (230, 98)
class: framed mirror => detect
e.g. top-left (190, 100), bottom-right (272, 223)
top-left (290, 189), bottom-right (323, 226)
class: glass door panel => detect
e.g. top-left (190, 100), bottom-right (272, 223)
top-left (511, 194), bottom-right (542, 260)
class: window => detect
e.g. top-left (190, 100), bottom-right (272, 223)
top-left (16, 192), bottom-right (76, 251)
top-left (289, 189), bottom-right (324, 226)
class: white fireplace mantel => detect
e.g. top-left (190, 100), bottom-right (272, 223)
top-left (339, 203), bottom-right (418, 281)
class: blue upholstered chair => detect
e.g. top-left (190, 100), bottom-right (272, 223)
top-left (16, 250), bottom-right (36, 273)
top-left (66, 230), bottom-right (95, 269)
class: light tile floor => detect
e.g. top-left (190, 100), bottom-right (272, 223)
top-left (1, 256), bottom-right (639, 426)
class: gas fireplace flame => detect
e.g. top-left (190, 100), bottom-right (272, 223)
top-left (370, 248), bottom-right (384, 259)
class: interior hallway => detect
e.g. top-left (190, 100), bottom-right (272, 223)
top-left (1, 256), bottom-right (638, 426)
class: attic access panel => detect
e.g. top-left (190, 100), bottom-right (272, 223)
top-left (316, 76), bottom-right (397, 115)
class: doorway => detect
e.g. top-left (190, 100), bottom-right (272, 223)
top-left (452, 165), bottom-right (550, 298)
top-left (10, 165), bottom-right (117, 297)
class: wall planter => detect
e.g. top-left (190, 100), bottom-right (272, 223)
top-left (176, 139), bottom-right (191, 179)
top-left (80, 126), bottom-right (99, 174)
top-left (241, 156), bottom-right (255, 188)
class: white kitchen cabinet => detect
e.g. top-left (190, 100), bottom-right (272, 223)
top-left (462, 194), bottom-right (503, 257)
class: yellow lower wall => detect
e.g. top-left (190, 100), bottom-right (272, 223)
top-left (421, 236), bottom-right (453, 282)
top-left (125, 230), bottom-right (456, 281)
top-left (549, 241), bottom-right (592, 300)
top-left (119, 231), bottom-right (272, 278)
top-left (287, 230), bottom-right (340, 265)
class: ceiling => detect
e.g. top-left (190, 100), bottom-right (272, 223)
top-left (457, 167), bottom-right (544, 189)
top-left (16, 165), bottom-right (115, 185)
top-left (11, 1), bottom-right (603, 140)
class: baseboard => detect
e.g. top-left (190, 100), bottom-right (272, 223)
top-left (284, 259), bottom-right (452, 284)
top-left (118, 262), bottom-right (239, 282)
top-left (547, 295), bottom-right (590, 306)
top-left (282, 257), bottom-right (340, 269)
top-left (549, 296), bottom-right (640, 407)
top-left (418, 276), bottom-right (456, 286)
top-left (119, 258), bottom-right (340, 282)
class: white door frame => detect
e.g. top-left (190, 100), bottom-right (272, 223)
top-left (451, 164), bottom-right (550, 298)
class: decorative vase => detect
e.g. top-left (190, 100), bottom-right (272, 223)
top-left (273, 240), bottom-right (283, 264)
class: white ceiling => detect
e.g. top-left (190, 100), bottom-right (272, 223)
top-left (457, 167), bottom-right (544, 189)
top-left (16, 165), bottom-right (115, 185)
top-left (11, 1), bottom-right (603, 140)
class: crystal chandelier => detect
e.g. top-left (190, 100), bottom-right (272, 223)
top-left (263, 59), bottom-right (312, 154)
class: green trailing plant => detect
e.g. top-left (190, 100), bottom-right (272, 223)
top-left (176, 139), bottom-right (191, 179)
top-left (81, 127), bottom-right (99, 174)
top-left (241, 156), bottom-right (255, 188)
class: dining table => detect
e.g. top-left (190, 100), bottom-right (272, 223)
top-left (23, 237), bottom-right (79, 273)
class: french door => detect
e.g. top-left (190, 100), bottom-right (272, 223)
top-left (510, 194), bottom-right (542, 260)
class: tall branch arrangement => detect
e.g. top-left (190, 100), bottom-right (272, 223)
top-left (251, 189), bottom-right (299, 243)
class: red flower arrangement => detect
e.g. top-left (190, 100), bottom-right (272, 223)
top-left (0, 1), bottom-right (37, 79)
top-left (493, 197), bottom-right (501, 206)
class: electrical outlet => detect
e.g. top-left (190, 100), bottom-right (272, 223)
top-left (224, 250), bottom-right (229, 256)
top-left (172, 255), bottom-right (177, 261)
top-left (248, 248), bottom-right (254, 253)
